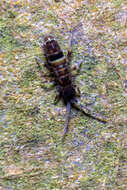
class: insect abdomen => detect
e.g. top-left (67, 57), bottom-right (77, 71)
top-left (43, 36), bottom-right (72, 87)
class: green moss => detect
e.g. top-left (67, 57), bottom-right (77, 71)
top-left (112, 21), bottom-right (121, 30)
top-left (113, 0), bottom-right (123, 6)
top-left (0, 0), bottom-right (127, 189)
top-left (44, 10), bottom-right (59, 25)
top-left (21, 69), bottom-right (38, 86)
top-left (0, 21), bottom-right (23, 51)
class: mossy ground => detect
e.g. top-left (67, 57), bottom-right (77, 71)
top-left (0, 0), bottom-right (127, 189)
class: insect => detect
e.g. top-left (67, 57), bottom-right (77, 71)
top-left (36, 31), bottom-right (107, 139)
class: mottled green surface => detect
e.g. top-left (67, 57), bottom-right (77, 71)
top-left (0, 0), bottom-right (127, 189)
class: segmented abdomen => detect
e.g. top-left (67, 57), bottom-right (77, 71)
top-left (43, 36), bottom-right (72, 86)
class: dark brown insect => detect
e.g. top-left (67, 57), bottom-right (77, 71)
top-left (36, 32), bottom-right (107, 139)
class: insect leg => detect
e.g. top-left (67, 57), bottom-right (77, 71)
top-left (75, 86), bottom-right (81, 97)
top-left (66, 31), bottom-right (74, 63)
top-left (54, 85), bottom-right (62, 104)
top-left (71, 99), bottom-right (108, 123)
top-left (66, 22), bottom-right (83, 62)
top-left (54, 93), bottom-right (61, 105)
top-left (35, 56), bottom-right (46, 68)
top-left (35, 57), bottom-right (53, 80)
top-left (61, 102), bottom-right (71, 140)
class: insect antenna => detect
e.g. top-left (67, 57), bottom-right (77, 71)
top-left (62, 102), bottom-right (71, 140)
top-left (71, 99), bottom-right (108, 123)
